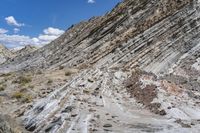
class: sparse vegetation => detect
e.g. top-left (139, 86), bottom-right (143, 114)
top-left (65, 71), bottom-right (72, 76)
top-left (12, 76), bottom-right (32, 86)
top-left (0, 84), bottom-right (7, 91)
top-left (0, 97), bottom-right (2, 103)
top-left (19, 76), bottom-right (32, 84)
top-left (88, 78), bottom-right (94, 83)
top-left (0, 86), bottom-right (5, 91)
top-left (12, 92), bottom-right (33, 103)
top-left (19, 88), bottom-right (27, 92)
top-left (83, 89), bottom-right (90, 94)
top-left (36, 70), bottom-right (43, 75)
top-left (28, 85), bottom-right (34, 89)
top-left (78, 63), bottom-right (90, 69)
top-left (0, 73), bottom-right (12, 77)
top-left (59, 65), bottom-right (64, 70)
top-left (21, 94), bottom-right (33, 103)
top-left (47, 79), bottom-right (53, 84)
top-left (12, 92), bottom-right (23, 99)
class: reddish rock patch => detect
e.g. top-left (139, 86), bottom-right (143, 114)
top-left (161, 80), bottom-right (183, 95)
top-left (125, 69), bottom-right (157, 105)
top-left (125, 69), bottom-right (166, 115)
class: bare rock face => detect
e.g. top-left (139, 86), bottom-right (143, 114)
top-left (1, 0), bottom-right (200, 73)
top-left (0, 0), bottom-right (200, 133)
top-left (0, 115), bottom-right (26, 133)
top-left (0, 44), bottom-right (37, 65)
top-left (0, 44), bottom-right (14, 64)
top-left (14, 45), bottom-right (37, 58)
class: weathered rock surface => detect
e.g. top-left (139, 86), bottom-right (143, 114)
top-left (0, 115), bottom-right (27, 133)
top-left (0, 0), bottom-right (200, 132)
top-left (0, 0), bottom-right (199, 74)
top-left (13, 45), bottom-right (37, 58)
top-left (0, 44), bottom-right (15, 64)
top-left (0, 44), bottom-right (37, 65)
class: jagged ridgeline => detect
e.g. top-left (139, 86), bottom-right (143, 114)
top-left (0, 0), bottom-right (199, 74)
top-left (1, 0), bottom-right (200, 133)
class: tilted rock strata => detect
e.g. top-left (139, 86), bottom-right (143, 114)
top-left (1, 0), bottom-right (200, 74)
top-left (0, 0), bottom-right (200, 132)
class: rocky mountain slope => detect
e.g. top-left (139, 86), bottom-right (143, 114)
top-left (0, 0), bottom-right (200, 132)
top-left (13, 45), bottom-right (37, 58)
top-left (0, 44), bottom-right (37, 65)
top-left (0, 44), bottom-right (14, 64)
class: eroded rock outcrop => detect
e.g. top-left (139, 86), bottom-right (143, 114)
top-left (0, 115), bottom-right (26, 133)
top-left (1, 0), bottom-right (199, 74)
top-left (0, 44), bottom-right (15, 64)
top-left (0, 0), bottom-right (200, 132)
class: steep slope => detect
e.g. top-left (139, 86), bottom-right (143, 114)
top-left (0, 0), bottom-right (200, 133)
top-left (1, 0), bottom-right (199, 74)
top-left (0, 44), bottom-right (37, 65)
top-left (13, 45), bottom-right (37, 58)
top-left (0, 44), bottom-right (14, 64)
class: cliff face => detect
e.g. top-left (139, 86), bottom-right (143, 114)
top-left (1, 0), bottom-right (199, 74)
top-left (0, 0), bottom-right (200, 132)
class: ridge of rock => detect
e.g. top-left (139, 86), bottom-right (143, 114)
top-left (0, 0), bottom-right (200, 132)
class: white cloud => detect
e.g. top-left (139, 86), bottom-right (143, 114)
top-left (37, 27), bottom-right (64, 44)
top-left (14, 28), bottom-right (20, 33)
top-left (88, 0), bottom-right (95, 3)
top-left (43, 27), bottom-right (64, 36)
top-left (5, 16), bottom-right (24, 27)
top-left (38, 35), bottom-right (58, 42)
top-left (0, 34), bottom-right (35, 48)
top-left (0, 28), bottom-right (8, 34)
top-left (0, 27), bottom-right (64, 48)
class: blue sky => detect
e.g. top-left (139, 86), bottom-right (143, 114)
top-left (0, 0), bottom-right (121, 48)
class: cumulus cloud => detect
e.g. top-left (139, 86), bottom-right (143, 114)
top-left (38, 27), bottom-right (64, 43)
top-left (14, 28), bottom-right (20, 33)
top-left (0, 34), bottom-right (35, 48)
top-left (88, 0), bottom-right (95, 3)
top-left (0, 28), bottom-right (8, 34)
top-left (38, 35), bottom-right (58, 42)
top-left (5, 16), bottom-right (25, 27)
top-left (43, 27), bottom-right (64, 36)
top-left (0, 27), bottom-right (64, 48)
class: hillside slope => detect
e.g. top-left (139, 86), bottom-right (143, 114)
top-left (0, 0), bottom-right (200, 132)
top-left (0, 44), bottom-right (14, 64)
top-left (1, 0), bottom-right (199, 74)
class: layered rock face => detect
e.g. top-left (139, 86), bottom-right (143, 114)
top-left (0, 0), bottom-right (200, 132)
top-left (13, 45), bottom-right (37, 58)
top-left (0, 115), bottom-right (26, 133)
top-left (0, 44), bottom-right (37, 65)
top-left (0, 44), bottom-right (14, 64)
top-left (1, 0), bottom-right (200, 73)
